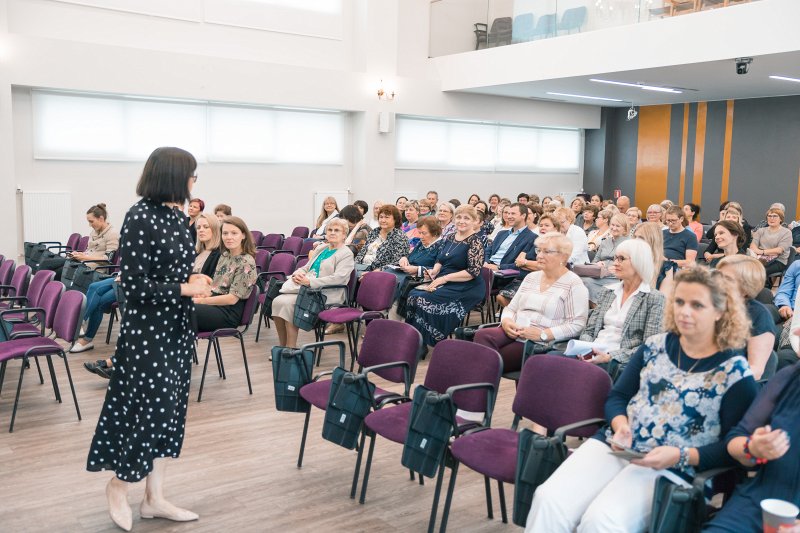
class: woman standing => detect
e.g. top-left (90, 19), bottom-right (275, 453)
top-left (405, 205), bottom-right (486, 348)
top-left (87, 147), bottom-right (212, 531)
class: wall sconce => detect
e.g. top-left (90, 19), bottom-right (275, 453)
top-left (377, 80), bottom-right (396, 101)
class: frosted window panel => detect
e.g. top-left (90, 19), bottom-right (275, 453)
top-left (208, 106), bottom-right (275, 161)
top-left (126, 100), bottom-right (207, 160)
top-left (243, 0), bottom-right (341, 13)
top-left (396, 119), bottom-right (447, 166)
top-left (538, 129), bottom-right (581, 170)
top-left (447, 122), bottom-right (495, 169)
top-left (496, 126), bottom-right (539, 169)
top-left (204, 0), bottom-right (343, 39)
top-left (34, 92), bottom-right (125, 159)
top-left (274, 111), bottom-right (343, 164)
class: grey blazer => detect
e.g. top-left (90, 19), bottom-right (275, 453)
top-left (579, 286), bottom-right (665, 364)
top-left (296, 246), bottom-right (355, 305)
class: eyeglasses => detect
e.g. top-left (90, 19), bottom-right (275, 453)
top-left (612, 255), bottom-right (629, 263)
top-left (767, 214), bottom-right (781, 219)
top-left (535, 248), bottom-right (560, 255)
top-left (665, 218), bottom-right (680, 224)
top-left (190, 174), bottom-right (198, 183)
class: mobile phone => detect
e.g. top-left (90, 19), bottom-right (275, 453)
top-left (605, 438), bottom-right (646, 459)
top-left (580, 352), bottom-right (594, 361)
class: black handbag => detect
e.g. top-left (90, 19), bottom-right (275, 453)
top-left (261, 277), bottom-right (284, 319)
top-left (60, 260), bottom-right (84, 290)
top-left (293, 286), bottom-right (327, 331)
top-left (27, 243), bottom-right (48, 268)
top-left (70, 265), bottom-right (113, 294)
top-left (271, 345), bottom-right (315, 412)
top-left (321, 367), bottom-right (376, 449)
top-left (401, 385), bottom-right (457, 478)
top-left (396, 276), bottom-right (426, 319)
top-left (512, 428), bottom-right (568, 527)
top-left (649, 476), bottom-right (705, 533)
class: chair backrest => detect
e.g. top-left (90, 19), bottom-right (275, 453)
top-left (52, 290), bottom-right (86, 343)
top-left (261, 233), bottom-right (284, 250)
top-left (299, 239), bottom-right (317, 256)
top-left (255, 249), bottom-right (271, 273)
top-left (239, 285), bottom-right (260, 328)
top-left (559, 6), bottom-right (586, 30)
top-left (534, 13), bottom-right (556, 33)
top-left (266, 253), bottom-right (296, 279)
top-left (479, 267), bottom-right (493, 306)
top-left (489, 16), bottom-right (512, 35)
top-left (296, 256), bottom-right (309, 270)
top-left (358, 320), bottom-right (423, 385)
top-left (423, 339), bottom-right (503, 414)
top-left (251, 230), bottom-right (264, 247)
top-left (696, 241), bottom-right (709, 260)
top-left (66, 232), bottom-right (81, 251)
top-left (8, 264), bottom-right (31, 298)
top-left (512, 13), bottom-right (534, 42)
top-left (355, 271), bottom-right (397, 312)
top-left (27, 270), bottom-right (56, 308)
top-left (0, 259), bottom-right (16, 286)
top-left (38, 281), bottom-right (65, 329)
top-left (75, 236), bottom-right (90, 252)
top-left (281, 236), bottom-right (303, 256)
top-left (291, 226), bottom-right (310, 239)
top-left (787, 247), bottom-right (797, 266)
top-left (514, 355), bottom-right (611, 437)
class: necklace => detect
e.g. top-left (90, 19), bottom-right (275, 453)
top-left (677, 344), bottom-right (705, 386)
top-left (443, 238), bottom-right (464, 257)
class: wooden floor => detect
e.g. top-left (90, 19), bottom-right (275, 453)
top-left (0, 313), bottom-right (528, 533)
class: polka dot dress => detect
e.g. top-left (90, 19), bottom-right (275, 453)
top-left (87, 199), bottom-right (196, 482)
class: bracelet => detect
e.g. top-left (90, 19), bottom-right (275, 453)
top-left (675, 446), bottom-right (690, 470)
top-left (744, 436), bottom-right (769, 465)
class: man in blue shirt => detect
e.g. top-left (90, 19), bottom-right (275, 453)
top-left (484, 203), bottom-right (536, 271)
top-left (774, 260), bottom-right (800, 320)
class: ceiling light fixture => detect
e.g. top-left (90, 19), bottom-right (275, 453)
top-left (590, 78), bottom-right (683, 94)
top-left (546, 92), bottom-right (623, 102)
top-left (769, 75), bottom-right (800, 84)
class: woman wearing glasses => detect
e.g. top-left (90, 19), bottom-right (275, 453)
top-left (474, 233), bottom-right (589, 374)
top-left (750, 207), bottom-right (792, 284)
top-left (576, 239), bottom-right (665, 375)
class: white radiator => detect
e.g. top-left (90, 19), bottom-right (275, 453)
top-left (21, 191), bottom-right (72, 244)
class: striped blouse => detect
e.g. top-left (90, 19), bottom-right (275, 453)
top-left (504, 270), bottom-right (589, 341)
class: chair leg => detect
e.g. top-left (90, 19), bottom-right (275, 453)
top-left (34, 356), bottom-right (44, 385)
top-left (0, 360), bottom-right (6, 396)
top-left (61, 352), bottom-right (81, 421)
top-left (197, 340), bottom-right (213, 402)
top-left (238, 333), bottom-right (252, 395)
top-left (497, 480), bottom-right (507, 523)
top-left (358, 431), bottom-right (377, 504)
top-left (215, 338), bottom-right (226, 380)
top-left (350, 429), bottom-right (367, 499)
top-left (9, 360), bottom-right (26, 432)
top-left (439, 460), bottom-right (460, 533)
top-left (45, 354), bottom-right (61, 403)
top-left (297, 408), bottom-right (312, 468)
top-left (484, 475), bottom-right (494, 519)
top-left (428, 460), bottom-right (447, 533)
top-left (105, 310), bottom-right (116, 345)
top-left (192, 344), bottom-right (198, 365)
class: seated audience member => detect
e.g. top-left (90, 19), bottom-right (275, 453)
top-left (527, 266), bottom-right (758, 533)
top-left (405, 205), bottom-right (485, 348)
top-left (587, 209), bottom-right (612, 251)
top-left (663, 205), bottom-right (698, 267)
top-left (633, 221), bottom-right (671, 292)
top-left (626, 207), bottom-right (642, 236)
top-left (750, 207), bottom-right (793, 283)
top-left (395, 217), bottom-right (443, 277)
top-left (426, 190), bottom-right (439, 211)
top-left (437, 201), bottom-right (456, 239)
top-left (214, 203), bottom-right (232, 222)
top-left (541, 196), bottom-right (552, 208)
top-left (311, 196), bottom-right (340, 239)
top-left (192, 213), bottom-right (224, 277)
top-left (570, 197), bottom-right (587, 227)
top-left (193, 216), bottom-right (257, 331)
top-left (418, 199), bottom-right (431, 217)
top-left (577, 239), bottom-right (665, 372)
top-left (355, 205), bottom-right (409, 274)
top-left (526, 204), bottom-right (542, 234)
top-left (39, 203), bottom-right (120, 279)
top-left (475, 233), bottom-right (589, 373)
top-left (353, 200), bottom-right (369, 218)
top-left (581, 213), bottom-right (629, 303)
top-left (755, 202), bottom-right (788, 230)
top-left (339, 205), bottom-right (370, 254)
top-left (716, 255), bottom-right (776, 380)
top-left (704, 361), bottom-right (800, 533)
top-left (395, 196), bottom-right (408, 214)
top-left (187, 197), bottom-right (204, 243)
top-left (774, 260), bottom-right (800, 321)
top-left (402, 200), bottom-right (422, 249)
top-left (484, 203), bottom-right (535, 271)
top-left (590, 194), bottom-right (603, 207)
top-left (448, 198), bottom-right (461, 208)
top-left (683, 202), bottom-right (704, 242)
top-left (497, 214), bottom-right (559, 306)
top-left (708, 220), bottom-right (747, 268)
top-left (645, 203), bottom-right (665, 226)
top-left (616, 195), bottom-right (631, 213)
top-left (369, 200), bottom-right (384, 229)
top-left (705, 203), bottom-right (753, 261)
top-left (271, 219), bottom-right (354, 348)
top-left (488, 201), bottom-right (510, 242)
top-left (487, 193), bottom-right (500, 215)
top-left (580, 205), bottom-right (598, 235)
top-left (467, 194), bottom-right (481, 207)
top-left (475, 201), bottom-right (495, 248)
top-left (775, 290), bottom-right (800, 371)
top-left (529, 194), bottom-right (541, 206)
top-left (517, 193), bottom-right (530, 205)
top-left (556, 207), bottom-right (590, 265)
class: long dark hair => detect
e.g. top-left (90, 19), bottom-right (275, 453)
top-left (136, 147), bottom-right (196, 204)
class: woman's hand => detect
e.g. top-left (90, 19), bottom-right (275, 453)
top-left (514, 252), bottom-right (527, 267)
top-left (427, 275), bottom-right (448, 291)
top-left (749, 425), bottom-right (791, 461)
top-left (189, 273), bottom-right (212, 286)
top-left (70, 252), bottom-right (87, 261)
top-left (518, 325), bottom-right (543, 341)
top-left (779, 520), bottom-right (800, 532)
top-left (609, 423), bottom-right (632, 451)
top-left (402, 264), bottom-right (418, 275)
top-left (398, 257), bottom-right (410, 268)
top-left (501, 319), bottom-right (521, 339)
top-left (293, 272), bottom-right (311, 287)
top-left (631, 446), bottom-right (680, 470)
top-left (182, 275), bottom-right (212, 298)
top-left (589, 350), bottom-right (612, 364)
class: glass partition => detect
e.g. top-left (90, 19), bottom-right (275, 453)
top-left (429, 0), bottom-right (760, 57)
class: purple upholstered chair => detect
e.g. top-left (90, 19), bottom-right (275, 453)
top-left (295, 256), bottom-right (309, 270)
top-left (75, 236), bottom-right (90, 252)
top-left (195, 285), bottom-right (260, 402)
top-left (276, 236), bottom-right (303, 257)
top-left (0, 260), bottom-right (16, 288)
top-left (296, 320), bottom-right (422, 468)
top-left (0, 264), bottom-right (31, 303)
top-left (434, 355), bottom-right (612, 531)
top-left (462, 266), bottom-right (495, 326)
top-left (254, 249), bottom-right (271, 274)
top-left (299, 239), bottom-right (316, 257)
top-left (254, 253), bottom-right (297, 341)
top-left (0, 289), bottom-right (85, 431)
top-left (258, 233), bottom-right (284, 252)
top-left (291, 226), bottom-right (310, 239)
top-left (353, 339), bottom-right (503, 506)
top-left (250, 230), bottom-right (264, 248)
top-left (317, 270), bottom-right (397, 366)
top-left (8, 281), bottom-right (64, 339)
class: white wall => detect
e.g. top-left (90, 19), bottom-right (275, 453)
top-left (0, 0), bottom-right (600, 256)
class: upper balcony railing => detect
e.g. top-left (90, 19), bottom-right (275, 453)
top-left (429, 0), bottom-right (760, 58)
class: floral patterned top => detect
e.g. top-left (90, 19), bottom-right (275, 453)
top-left (602, 332), bottom-right (758, 476)
top-left (211, 251), bottom-right (257, 300)
top-left (355, 227), bottom-right (410, 271)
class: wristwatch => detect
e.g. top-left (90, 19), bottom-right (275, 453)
top-left (540, 330), bottom-right (549, 341)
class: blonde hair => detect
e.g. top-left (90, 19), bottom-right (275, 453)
top-left (316, 196), bottom-right (339, 228)
top-left (716, 255), bottom-right (767, 299)
top-left (537, 232), bottom-right (573, 258)
top-left (663, 266), bottom-right (751, 350)
top-left (454, 204), bottom-right (480, 223)
top-left (634, 222), bottom-right (665, 287)
top-left (195, 212), bottom-right (221, 253)
top-left (555, 207), bottom-right (576, 225)
top-left (610, 213), bottom-right (630, 233)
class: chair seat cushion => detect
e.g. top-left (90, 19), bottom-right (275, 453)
top-left (0, 336), bottom-right (61, 362)
top-left (10, 323), bottom-right (41, 337)
top-left (318, 308), bottom-right (362, 324)
top-left (364, 401), bottom-right (475, 445)
top-left (450, 428), bottom-right (519, 484)
top-left (197, 328), bottom-right (239, 339)
top-left (300, 380), bottom-right (392, 411)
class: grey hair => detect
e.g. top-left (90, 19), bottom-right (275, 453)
top-left (614, 238), bottom-right (654, 288)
